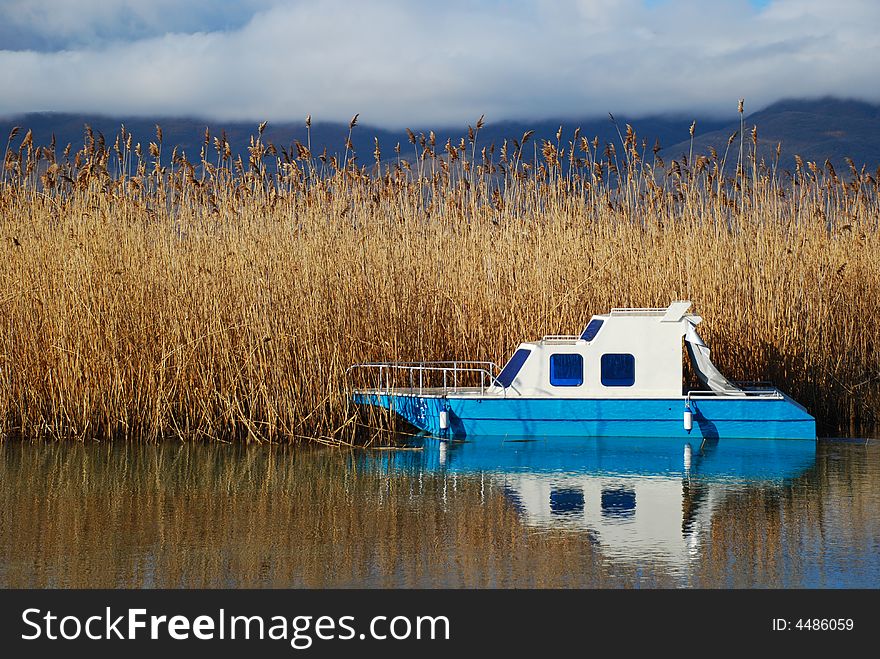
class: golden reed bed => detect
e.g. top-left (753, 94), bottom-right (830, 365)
top-left (1, 113), bottom-right (878, 442)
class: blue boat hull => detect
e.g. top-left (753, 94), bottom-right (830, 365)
top-left (351, 392), bottom-right (817, 440)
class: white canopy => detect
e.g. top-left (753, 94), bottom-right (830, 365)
top-left (684, 321), bottom-right (744, 396)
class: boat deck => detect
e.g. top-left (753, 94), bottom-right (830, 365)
top-left (353, 386), bottom-right (784, 400)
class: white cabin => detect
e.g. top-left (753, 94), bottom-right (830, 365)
top-left (489, 301), bottom-right (702, 398)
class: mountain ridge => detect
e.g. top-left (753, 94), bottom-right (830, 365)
top-left (3, 97), bottom-right (878, 173)
top-left (661, 97), bottom-right (880, 172)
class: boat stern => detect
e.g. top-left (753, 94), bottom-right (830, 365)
top-left (351, 390), bottom-right (448, 436)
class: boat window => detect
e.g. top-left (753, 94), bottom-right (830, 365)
top-left (580, 318), bottom-right (604, 341)
top-left (550, 353), bottom-right (583, 386)
top-left (495, 348), bottom-right (530, 388)
top-left (550, 488), bottom-right (585, 516)
top-left (601, 353), bottom-right (635, 387)
top-left (601, 488), bottom-right (635, 519)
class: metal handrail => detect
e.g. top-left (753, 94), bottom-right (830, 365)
top-left (610, 308), bottom-right (667, 315)
top-left (541, 334), bottom-right (581, 342)
top-left (347, 361), bottom-right (503, 396)
top-left (686, 388), bottom-right (782, 400)
top-left (350, 360), bottom-right (501, 371)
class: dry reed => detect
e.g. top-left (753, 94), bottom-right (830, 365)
top-left (1, 113), bottom-right (879, 442)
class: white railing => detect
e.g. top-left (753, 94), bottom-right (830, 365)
top-left (347, 361), bottom-right (502, 396)
top-left (610, 307), bottom-right (668, 316)
top-left (687, 386), bottom-right (782, 400)
top-left (541, 334), bottom-right (581, 343)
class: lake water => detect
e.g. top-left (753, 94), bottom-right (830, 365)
top-left (1, 436), bottom-right (877, 588)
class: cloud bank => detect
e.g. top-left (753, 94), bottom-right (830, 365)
top-left (1, 0), bottom-right (878, 126)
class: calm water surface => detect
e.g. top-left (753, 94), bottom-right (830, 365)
top-left (0, 436), bottom-right (877, 588)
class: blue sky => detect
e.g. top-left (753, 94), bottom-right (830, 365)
top-left (0, 0), bottom-right (877, 125)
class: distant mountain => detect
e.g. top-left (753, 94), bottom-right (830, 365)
top-left (2, 98), bottom-right (878, 174)
top-left (661, 97), bottom-right (880, 174)
top-left (0, 111), bottom-right (722, 168)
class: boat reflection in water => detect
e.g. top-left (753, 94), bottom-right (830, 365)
top-left (366, 436), bottom-right (818, 572)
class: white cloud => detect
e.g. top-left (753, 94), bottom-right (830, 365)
top-left (0, 0), bottom-right (284, 48)
top-left (0, 0), bottom-right (878, 125)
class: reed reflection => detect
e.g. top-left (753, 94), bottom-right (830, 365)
top-left (0, 437), bottom-right (876, 588)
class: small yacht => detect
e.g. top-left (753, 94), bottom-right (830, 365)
top-left (348, 301), bottom-right (816, 440)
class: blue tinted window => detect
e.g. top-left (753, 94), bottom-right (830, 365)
top-left (496, 348), bottom-right (530, 388)
top-left (550, 488), bottom-right (585, 515)
top-left (550, 353), bottom-right (583, 386)
top-left (580, 318), bottom-right (604, 341)
top-left (601, 488), bottom-right (635, 518)
top-left (601, 353), bottom-right (635, 386)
